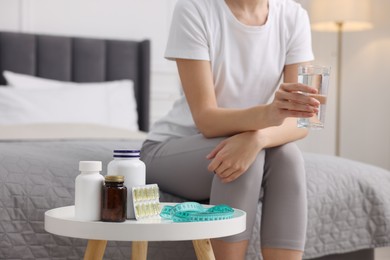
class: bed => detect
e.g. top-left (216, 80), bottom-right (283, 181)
top-left (0, 31), bottom-right (389, 260)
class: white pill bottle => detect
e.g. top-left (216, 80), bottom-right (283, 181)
top-left (107, 150), bottom-right (146, 219)
top-left (75, 161), bottom-right (104, 221)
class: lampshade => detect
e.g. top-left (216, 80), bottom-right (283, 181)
top-left (309, 0), bottom-right (373, 32)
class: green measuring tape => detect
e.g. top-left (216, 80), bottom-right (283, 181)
top-left (160, 202), bottom-right (234, 222)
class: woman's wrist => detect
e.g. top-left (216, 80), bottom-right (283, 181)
top-left (255, 104), bottom-right (282, 129)
top-left (253, 130), bottom-right (269, 150)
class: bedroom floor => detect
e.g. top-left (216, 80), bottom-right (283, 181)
top-left (375, 247), bottom-right (390, 260)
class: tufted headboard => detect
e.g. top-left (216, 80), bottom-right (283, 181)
top-left (0, 31), bottom-right (150, 131)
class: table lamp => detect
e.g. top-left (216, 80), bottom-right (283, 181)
top-left (309, 0), bottom-right (373, 156)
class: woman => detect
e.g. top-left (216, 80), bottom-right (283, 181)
top-left (141, 0), bottom-right (318, 259)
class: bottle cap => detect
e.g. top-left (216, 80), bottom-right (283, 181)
top-left (113, 149), bottom-right (140, 158)
top-left (79, 161), bottom-right (102, 172)
top-left (105, 175), bottom-right (125, 182)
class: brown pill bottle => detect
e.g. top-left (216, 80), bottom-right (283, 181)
top-left (101, 175), bottom-right (127, 222)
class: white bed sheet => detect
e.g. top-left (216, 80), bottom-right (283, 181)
top-left (0, 123), bottom-right (147, 141)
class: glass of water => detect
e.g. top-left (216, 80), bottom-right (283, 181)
top-left (297, 65), bottom-right (331, 129)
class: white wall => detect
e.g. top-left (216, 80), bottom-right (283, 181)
top-left (340, 0), bottom-right (390, 169)
top-left (0, 0), bottom-right (389, 170)
top-left (0, 0), bottom-right (21, 31)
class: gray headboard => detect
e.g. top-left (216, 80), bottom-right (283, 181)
top-left (0, 31), bottom-right (150, 131)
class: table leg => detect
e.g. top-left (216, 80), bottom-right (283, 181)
top-left (131, 241), bottom-right (148, 260)
top-left (84, 239), bottom-right (107, 260)
top-left (192, 239), bottom-right (215, 260)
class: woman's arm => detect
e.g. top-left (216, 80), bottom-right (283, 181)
top-left (206, 63), bottom-right (315, 183)
top-left (255, 63), bottom-right (312, 149)
top-left (176, 59), bottom-right (319, 138)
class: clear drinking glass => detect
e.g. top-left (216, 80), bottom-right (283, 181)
top-left (297, 65), bottom-right (331, 129)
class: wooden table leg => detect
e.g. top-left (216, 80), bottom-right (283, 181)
top-left (84, 239), bottom-right (107, 260)
top-left (131, 241), bottom-right (148, 260)
top-left (192, 239), bottom-right (215, 260)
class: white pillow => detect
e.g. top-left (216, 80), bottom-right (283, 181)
top-left (4, 70), bottom-right (75, 88)
top-left (0, 82), bottom-right (139, 130)
top-left (2, 71), bottom-right (139, 130)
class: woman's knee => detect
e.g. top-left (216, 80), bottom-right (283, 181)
top-left (264, 143), bottom-right (306, 189)
top-left (267, 143), bottom-right (304, 168)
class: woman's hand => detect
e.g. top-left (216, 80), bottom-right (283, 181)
top-left (206, 131), bottom-right (265, 183)
top-left (266, 83), bottom-right (320, 126)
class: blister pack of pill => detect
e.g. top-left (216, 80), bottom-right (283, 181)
top-left (132, 184), bottom-right (161, 220)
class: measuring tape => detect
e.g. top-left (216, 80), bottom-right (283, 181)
top-left (160, 202), bottom-right (234, 222)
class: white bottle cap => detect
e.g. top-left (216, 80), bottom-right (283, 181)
top-left (79, 161), bottom-right (102, 172)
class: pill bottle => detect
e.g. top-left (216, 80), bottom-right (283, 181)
top-left (101, 175), bottom-right (127, 222)
top-left (75, 161), bottom-right (104, 221)
top-left (107, 150), bottom-right (145, 219)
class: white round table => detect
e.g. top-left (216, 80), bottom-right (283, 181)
top-left (45, 203), bottom-right (246, 260)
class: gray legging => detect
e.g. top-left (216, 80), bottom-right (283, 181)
top-left (140, 134), bottom-right (307, 251)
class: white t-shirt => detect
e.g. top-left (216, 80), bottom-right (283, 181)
top-left (147, 0), bottom-right (314, 141)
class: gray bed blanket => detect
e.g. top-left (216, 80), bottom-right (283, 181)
top-left (0, 140), bottom-right (389, 259)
